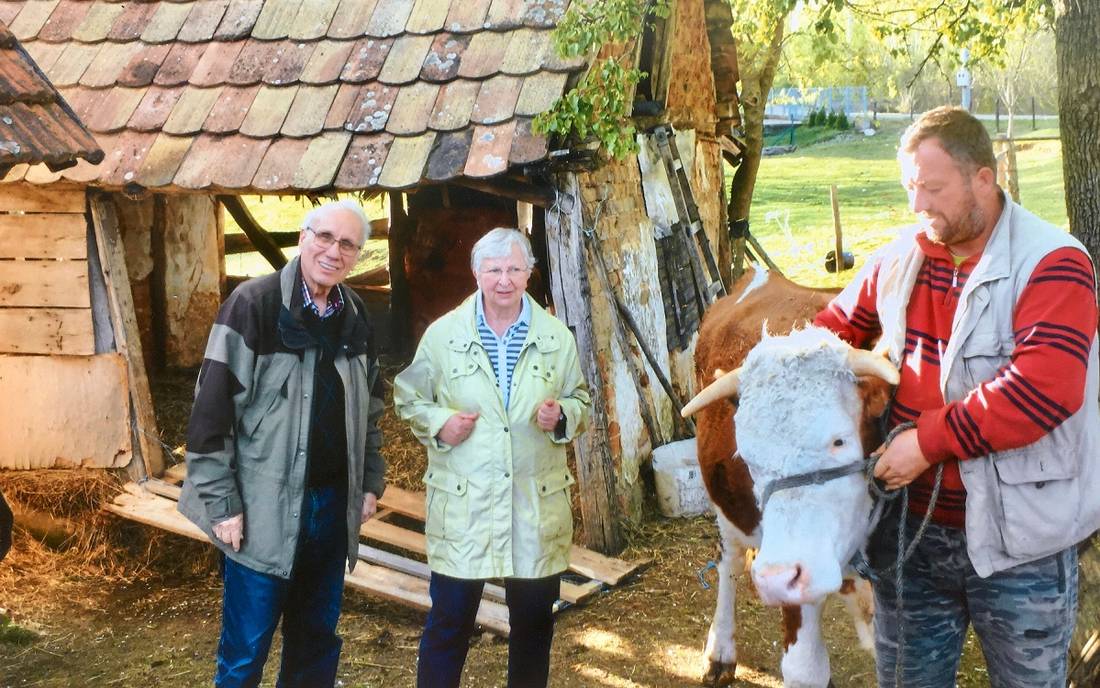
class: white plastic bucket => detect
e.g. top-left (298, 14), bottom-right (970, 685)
top-left (651, 439), bottom-right (713, 517)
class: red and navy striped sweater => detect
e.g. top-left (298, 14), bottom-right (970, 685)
top-left (815, 232), bottom-right (1097, 528)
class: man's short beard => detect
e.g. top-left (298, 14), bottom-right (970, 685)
top-left (925, 189), bottom-right (986, 247)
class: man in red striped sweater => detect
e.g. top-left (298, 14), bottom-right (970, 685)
top-left (815, 106), bottom-right (1099, 687)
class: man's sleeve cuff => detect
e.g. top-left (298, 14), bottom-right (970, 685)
top-left (916, 408), bottom-right (956, 464)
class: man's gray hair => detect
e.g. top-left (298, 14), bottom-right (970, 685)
top-left (470, 227), bottom-right (536, 272)
top-left (301, 199), bottom-right (372, 243)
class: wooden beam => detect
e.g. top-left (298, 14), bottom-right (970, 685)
top-left (387, 191), bottom-right (412, 358)
top-left (217, 195), bottom-right (288, 270)
top-left (90, 194), bottom-right (165, 479)
top-left (453, 177), bottom-right (555, 207)
top-left (224, 231), bottom-right (301, 255)
top-left (544, 181), bottom-right (625, 555)
top-left (149, 195), bottom-right (168, 371)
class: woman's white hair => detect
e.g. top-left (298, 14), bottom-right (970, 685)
top-left (300, 199), bottom-right (371, 243)
top-left (470, 227), bottom-right (536, 272)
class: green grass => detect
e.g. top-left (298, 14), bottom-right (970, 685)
top-left (743, 120), bottom-right (1067, 288)
top-left (222, 194), bottom-right (389, 278)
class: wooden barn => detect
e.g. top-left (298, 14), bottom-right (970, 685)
top-left (0, 0), bottom-right (742, 560)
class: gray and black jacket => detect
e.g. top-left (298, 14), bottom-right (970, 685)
top-left (179, 256), bottom-right (385, 578)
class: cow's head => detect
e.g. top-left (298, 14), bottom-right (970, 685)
top-left (682, 327), bottom-right (896, 606)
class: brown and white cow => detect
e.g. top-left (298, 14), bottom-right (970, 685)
top-left (683, 266), bottom-right (896, 687)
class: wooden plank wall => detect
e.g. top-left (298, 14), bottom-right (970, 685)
top-left (0, 187), bottom-right (94, 355)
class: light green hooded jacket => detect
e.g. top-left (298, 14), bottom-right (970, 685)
top-left (394, 294), bottom-right (590, 579)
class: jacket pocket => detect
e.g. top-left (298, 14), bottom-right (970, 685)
top-left (536, 470), bottom-right (576, 540)
top-left (240, 359), bottom-right (294, 439)
top-left (959, 330), bottom-right (1012, 391)
top-left (423, 467), bottom-right (469, 541)
top-left (992, 447), bottom-right (1080, 558)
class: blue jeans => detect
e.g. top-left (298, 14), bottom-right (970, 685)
top-left (873, 516), bottom-right (1078, 688)
top-left (215, 486), bottom-right (348, 688)
top-left (417, 571), bottom-right (560, 688)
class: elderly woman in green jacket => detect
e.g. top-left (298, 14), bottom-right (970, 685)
top-left (395, 227), bottom-right (590, 688)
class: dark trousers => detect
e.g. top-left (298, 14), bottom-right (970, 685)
top-left (417, 571), bottom-right (560, 688)
top-left (215, 486), bottom-right (348, 688)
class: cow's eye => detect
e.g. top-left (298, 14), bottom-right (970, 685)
top-left (832, 438), bottom-right (845, 447)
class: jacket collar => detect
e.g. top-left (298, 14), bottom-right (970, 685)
top-left (447, 292), bottom-right (560, 354)
top-left (276, 257), bottom-right (371, 356)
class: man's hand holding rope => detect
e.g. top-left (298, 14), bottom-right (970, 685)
top-left (873, 428), bottom-right (932, 491)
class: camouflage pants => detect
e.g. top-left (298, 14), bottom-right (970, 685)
top-left (872, 515), bottom-right (1078, 688)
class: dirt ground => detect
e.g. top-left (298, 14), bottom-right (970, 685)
top-left (1, 366), bottom-right (1097, 687)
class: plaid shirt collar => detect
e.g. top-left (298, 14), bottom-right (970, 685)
top-left (300, 276), bottom-right (344, 319)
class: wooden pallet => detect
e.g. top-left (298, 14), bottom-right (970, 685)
top-left (107, 480), bottom-right (648, 636)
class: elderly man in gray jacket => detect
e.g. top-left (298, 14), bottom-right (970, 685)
top-left (179, 200), bottom-right (385, 688)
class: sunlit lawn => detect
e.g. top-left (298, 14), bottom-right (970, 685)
top-left (743, 120), bottom-right (1067, 288)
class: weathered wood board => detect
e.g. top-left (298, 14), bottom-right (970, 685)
top-left (0, 213), bottom-right (88, 259)
top-left (0, 260), bottom-right (90, 307)
top-left (0, 353), bottom-right (131, 469)
top-left (0, 307), bottom-right (94, 355)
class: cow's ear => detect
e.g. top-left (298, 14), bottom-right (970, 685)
top-left (857, 376), bottom-right (892, 419)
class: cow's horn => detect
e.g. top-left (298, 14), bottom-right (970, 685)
top-left (847, 350), bottom-right (900, 384)
top-left (681, 368), bottom-right (742, 417)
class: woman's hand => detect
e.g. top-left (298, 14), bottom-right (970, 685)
top-left (535, 399), bottom-right (561, 431)
top-left (437, 411), bottom-right (479, 446)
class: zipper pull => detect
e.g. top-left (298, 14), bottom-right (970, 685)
top-left (952, 268), bottom-right (959, 289)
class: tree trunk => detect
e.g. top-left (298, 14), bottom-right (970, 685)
top-left (727, 18), bottom-right (785, 227)
top-left (1055, 1), bottom-right (1100, 274)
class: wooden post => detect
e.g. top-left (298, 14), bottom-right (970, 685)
top-left (388, 192), bottom-right (412, 358)
top-left (830, 185), bottom-right (845, 272)
top-left (90, 193), bottom-right (166, 480)
top-left (149, 195), bottom-right (167, 371)
top-left (544, 180), bottom-right (624, 555)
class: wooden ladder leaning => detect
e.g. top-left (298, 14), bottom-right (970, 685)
top-left (652, 125), bottom-right (727, 307)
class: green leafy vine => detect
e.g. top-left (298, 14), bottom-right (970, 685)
top-left (534, 0), bottom-right (670, 159)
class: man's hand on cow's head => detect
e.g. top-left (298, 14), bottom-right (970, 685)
top-left (872, 428), bottom-right (932, 490)
top-left (437, 411), bottom-right (479, 446)
top-left (213, 513), bottom-right (244, 552)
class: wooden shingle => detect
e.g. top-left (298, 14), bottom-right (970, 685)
top-left (289, 0), bottom-right (342, 41)
top-left (251, 0), bottom-right (301, 40)
top-left (251, 136), bottom-right (310, 190)
top-left (262, 41), bottom-right (314, 86)
top-left (127, 86), bottom-right (186, 132)
top-left (0, 5), bottom-right (20, 28)
top-left (514, 71), bottom-right (567, 116)
top-left (300, 40), bottom-right (355, 85)
top-left (136, 132), bottom-right (194, 187)
top-left (365, 0), bottom-right (417, 38)
top-left (425, 127), bottom-right (473, 181)
top-left (117, 43), bottom-right (172, 88)
top-left (178, 1), bottom-right (232, 43)
top-left (46, 42), bottom-right (101, 87)
top-left (70, 2), bottom-right (126, 42)
top-left (386, 81), bottom-right (439, 136)
top-left (485, 0), bottom-right (527, 29)
top-left (106, 1), bottom-right (159, 42)
top-left (141, 2), bottom-right (194, 44)
top-left (171, 132), bottom-right (220, 189)
top-left (340, 37), bottom-right (394, 84)
top-left (377, 131), bottom-right (434, 189)
top-left (471, 75), bottom-right (521, 125)
top-left (215, 0), bottom-right (264, 40)
top-left (239, 84), bottom-right (297, 137)
top-left (282, 84), bottom-right (339, 137)
top-left (84, 87), bottom-right (145, 134)
top-left (509, 117), bottom-right (547, 164)
top-left (457, 31), bottom-right (511, 79)
top-left (335, 132), bottom-right (393, 189)
top-left (378, 34), bottom-right (433, 86)
top-left (428, 79), bottom-right (479, 131)
top-left (445, 0), bottom-right (493, 33)
top-left (327, 0), bottom-right (380, 39)
top-left (209, 134), bottom-right (272, 189)
top-left (203, 83), bottom-right (262, 133)
top-left (80, 41), bottom-right (143, 88)
top-left (324, 83), bottom-right (361, 130)
top-left (421, 33), bottom-right (469, 83)
top-left (23, 41), bottom-right (66, 74)
top-left (99, 129), bottom-right (157, 187)
top-left (227, 40), bottom-right (273, 86)
top-left (405, 0), bottom-right (450, 35)
top-left (162, 85), bottom-right (223, 135)
top-left (292, 130), bottom-right (351, 189)
top-left (523, 0), bottom-right (568, 27)
top-left (57, 85), bottom-right (97, 123)
top-left (37, 1), bottom-right (91, 43)
top-left (154, 42), bottom-right (206, 87)
top-left (345, 84), bottom-right (397, 133)
top-left (502, 28), bottom-right (550, 75)
top-left (189, 40), bottom-right (246, 87)
top-left (202, 84), bottom-right (261, 133)
top-left (10, 1), bottom-right (61, 42)
top-left (464, 121), bottom-right (516, 177)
